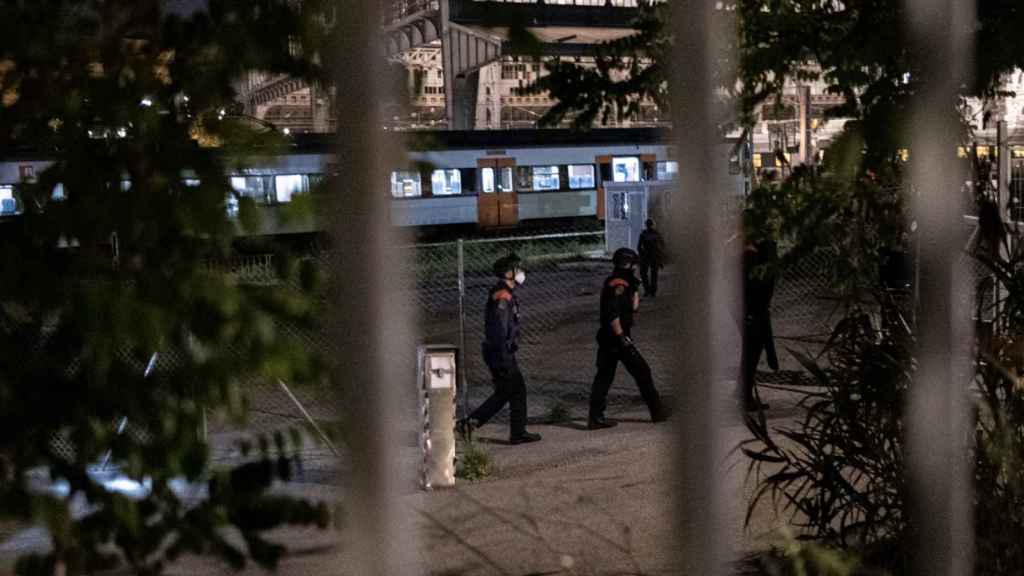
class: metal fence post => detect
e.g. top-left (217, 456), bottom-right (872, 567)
top-left (457, 238), bottom-right (468, 416)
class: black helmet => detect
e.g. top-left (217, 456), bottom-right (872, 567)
top-left (612, 247), bottom-right (639, 268)
top-left (492, 253), bottom-right (521, 277)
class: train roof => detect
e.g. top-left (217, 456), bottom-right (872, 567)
top-left (2, 128), bottom-right (739, 163)
top-left (298, 128), bottom-right (728, 152)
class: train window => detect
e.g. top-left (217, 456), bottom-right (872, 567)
top-left (232, 176), bottom-right (275, 204)
top-left (612, 157), bottom-right (641, 183)
top-left (184, 179), bottom-right (201, 187)
top-left (431, 169), bottom-right (462, 196)
top-left (515, 166), bottom-right (532, 190)
top-left (482, 167), bottom-right (513, 193)
top-left (274, 175), bottom-right (307, 202)
top-left (52, 183), bottom-right (65, 201)
top-left (568, 165), bottom-right (595, 189)
top-left (225, 193), bottom-right (239, 218)
top-left (532, 166), bottom-right (560, 191)
top-left (482, 168), bottom-right (496, 193)
top-left (499, 167), bottom-right (513, 192)
top-left (656, 161), bottom-right (679, 181)
top-left (390, 171), bottom-right (421, 198)
top-left (0, 186), bottom-right (16, 215)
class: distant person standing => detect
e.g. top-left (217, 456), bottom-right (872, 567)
top-left (637, 218), bottom-right (666, 297)
top-left (740, 238), bottom-right (778, 412)
top-left (587, 248), bottom-right (668, 429)
top-left (457, 254), bottom-right (542, 445)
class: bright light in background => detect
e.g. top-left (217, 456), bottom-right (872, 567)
top-left (283, 127), bottom-right (291, 135)
top-left (140, 97), bottom-right (153, 107)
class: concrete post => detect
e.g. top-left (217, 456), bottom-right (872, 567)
top-left (668, 1), bottom-right (737, 574)
top-left (440, 0), bottom-right (455, 129)
top-left (334, 0), bottom-right (419, 573)
top-left (999, 120), bottom-right (1010, 222)
top-left (798, 85), bottom-right (811, 165)
top-left (904, 0), bottom-right (975, 574)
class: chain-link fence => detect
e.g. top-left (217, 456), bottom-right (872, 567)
top-left (191, 224), bottom-right (884, 454)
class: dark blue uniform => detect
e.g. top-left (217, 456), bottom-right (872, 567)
top-left (637, 227), bottom-right (665, 296)
top-left (741, 240), bottom-right (778, 409)
top-left (469, 281), bottom-right (528, 436)
top-left (589, 269), bottom-right (665, 422)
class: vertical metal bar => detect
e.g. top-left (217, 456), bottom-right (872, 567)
top-left (457, 238), bottom-right (469, 416)
top-left (335, 0), bottom-right (419, 574)
top-left (440, 0), bottom-right (455, 129)
top-left (668, 1), bottom-right (734, 574)
top-left (904, 0), bottom-right (975, 574)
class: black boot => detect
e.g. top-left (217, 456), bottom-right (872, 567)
top-left (651, 405), bottom-right (672, 423)
top-left (509, 431), bottom-right (542, 445)
top-left (588, 415), bottom-right (618, 430)
top-left (456, 418), bottom-right (478, 441)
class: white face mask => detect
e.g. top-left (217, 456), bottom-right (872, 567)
top-left (514, 270), bottom-right (526, 285)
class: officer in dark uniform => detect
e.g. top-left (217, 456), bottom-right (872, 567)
top-left (637, 218), bottom-right (666, 297)
top-left (740, 238), bottom-right (778, 412)
top-left (588, 248), bottom-right (668, 429)
top-left (457, 254), bottom-right (542, 445)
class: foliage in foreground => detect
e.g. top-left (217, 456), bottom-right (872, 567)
top-left (0, 1), bottom-right (337, 574)
top-left (742, 194), bottom-right (1024, 574)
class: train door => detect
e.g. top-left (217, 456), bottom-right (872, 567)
top-left (604, 182), bottom-right (648, 255)
top-left (477, 157), bottom-right (518, 228)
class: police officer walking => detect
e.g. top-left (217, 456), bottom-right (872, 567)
top-left (740, 238), bottom-right (778, 412)
top-left (637, 218), bottom-right (666, 297)
top-left (588, 248), bottom-right (668, 429)
top-left (457, 254), bottom-right (542, 445)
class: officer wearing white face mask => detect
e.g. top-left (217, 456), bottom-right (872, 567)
top-left (457, 253), bottom-right (541, 445)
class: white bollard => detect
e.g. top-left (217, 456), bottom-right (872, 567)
top-left (418, 345), bottom-right (458, 489)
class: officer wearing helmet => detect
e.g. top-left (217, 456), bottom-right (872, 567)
top-left (457, 253), bottom-right (542, 445)
top-left (587, 247), bottom-right (668, 429)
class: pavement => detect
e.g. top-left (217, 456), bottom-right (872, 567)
top-left (0, 377), bottom-right (805, 576)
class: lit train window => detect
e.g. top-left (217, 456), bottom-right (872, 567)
top-left (274, 175), bottom-right (307, 202)
top-left (532, 166), bottom-right (560, 191)
top-left (431, 169), bottom-right (462, 196)
top-left (390, 171), bottom-right (421, 198)
top-left (481, 167), bottom-right (513, 193)
top-left (225, 194), bottom-right (238, 218)
top-left (231, 176), bottom-right (275, 204)
top-left (656, 161), bottom-right (679, 181)
top-left (612, 157), bottom-right (641, 183)
top-left (0, 186), bottom-right (16, 215)
top-left (568, 165), bottom-right (595, 189)
top-left (52, 183), bottom-right (65, 201)
top-left (482, 168), bottom-right (495, 193)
